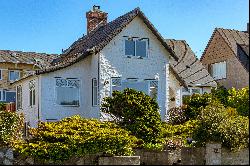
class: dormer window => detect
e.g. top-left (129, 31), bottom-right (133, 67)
top-left (125, 37), bottom-right (148, 58)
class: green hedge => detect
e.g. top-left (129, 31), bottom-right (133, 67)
top-left (14, 115), bottom-right (138, 162)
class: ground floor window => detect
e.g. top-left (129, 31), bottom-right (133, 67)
top-left (55, 78), bottom-right (80, 106)
top-left (0, 89), bottom-right (6, 101)
top-left (111, 78), bottom-right (158, 99)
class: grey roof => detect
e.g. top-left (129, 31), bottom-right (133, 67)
top-left (165, 39), bottom-right (217, 87)
top-left (0, 50), bottom-right (58, 69)
top-left (37, 7), bottom-right (179, 74)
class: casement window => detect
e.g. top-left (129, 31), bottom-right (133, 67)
top-left (17, 85), bottom-right (22, 109)
top-left (92, 78), bottom-right (98, 106)
top-left (125, 37), bottom-right (148, 57)
top-left (0, 89), bottom-right (6, 101)
top-left (110, 78), bottom-right (158, 99)
top-left (210, 61), bottom-right (226, 80)
top-left (9, 70), bottom-right (20, 81)
top-left (55, 78), bottom-right (80, 106)
top-left (191, 88), bottom-right (201, 94)
top-left (29, 80), bottom-right (35, 107)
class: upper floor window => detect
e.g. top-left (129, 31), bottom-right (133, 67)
top-left (210, 61), bottom-right (226, 80)
top-left (125, 37), bottom-right (148, 57)
top-left (9, 70), bottom-right (20, 82)
top-left (17, 85), bottom-right (22, 110)
top-left (55, 78), bottom-right (80, 106)
top-left (29, 80), bottom-right (35, 107)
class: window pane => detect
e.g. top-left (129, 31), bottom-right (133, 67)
top-left (136, 40), bottom-right (147, 57)
top-left (122, 81), bottom-right (148, 94)
top-left (125, 40), bottom-right (135, 56)
top-left (0, 70), bottom-right (2, 80)
top-left (9, 71), bottom-right (20, 81)
top-left (56, 87), bottom-right (79, 106)
top-left (29, 90), bottom-right (32, 106)
top-left (149, 80), bottom-right (158, 99)
top-left (33, 89), bottom-right (35, 105)
top-left (192, 89), bottom-right (201, 94)
top-left (92, 79), bottom-right (98, 106)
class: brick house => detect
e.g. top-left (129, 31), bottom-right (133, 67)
top-left (0, 50), bottom-right (57, 102)
top-left (200, 25), bottom-right (249, 89)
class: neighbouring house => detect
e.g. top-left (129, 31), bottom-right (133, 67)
top-left (0, 50), bottom-right (57, 103)
top-left (165, 39), bottom-right (217, 109)
top-left (200, 24), bottom-right (249, 89)
top-left (12, 6), bottom-right (215, 127)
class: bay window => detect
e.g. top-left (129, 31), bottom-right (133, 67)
top-left (55, 78), bottom-right (80, 106)
top-left (111, 78), bottom-right (158, 99)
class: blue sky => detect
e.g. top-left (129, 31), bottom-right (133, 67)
top-left (0, 0), bottom-right (249, 58)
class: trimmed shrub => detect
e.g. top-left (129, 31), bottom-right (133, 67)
top-left (14, 115), bottom-right (138, 162)
top-left (0, 110), bottom-right (24, 146)
top-left (101, 88), bottom-right (162, 144)
top-left (211, 85), bottom-right (229, 106)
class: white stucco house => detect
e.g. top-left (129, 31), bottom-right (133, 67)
top-left (12, 6), bottom-right (216, 128)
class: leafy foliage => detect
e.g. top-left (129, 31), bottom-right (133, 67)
top-left (0, 103), bottom-right (6, 111)
top-left (211, 85), bottom-right (229, 106)
top-left (101, 88), bottom-right (162, 144)
top-left (183, 93), bottom-right (213, 120)
top-left (227, 87), bottom-right (249, 116)
top-left (192, 101), bottom-right (249, 151)
top-left (14, 115), bottom-right (138, 162)
top-left (0, 110), bottom-right (24, 146)
top-left (161, 120), bottom-right (199, 148)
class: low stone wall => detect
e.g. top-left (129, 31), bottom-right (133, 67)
top-left (0, 147), bottom-right (14, 165)
top-left (98, 156), bottom-right (140, 165)
top-left (1, 145), bottom-right (249, 165)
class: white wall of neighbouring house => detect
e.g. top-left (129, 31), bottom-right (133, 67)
top-left (15, 76), bottom-right (40, 128)
top-left (169, 70), bottom-right (182, 109)
top-left (98, 16), bottom-right (173, 121)
top-left (39, 54), bottom-right (99, 123)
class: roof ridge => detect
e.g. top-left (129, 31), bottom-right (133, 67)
top-left (0, 49), bottom-right (58, 55)
top-left (216, 27), bottom-right (249, 33)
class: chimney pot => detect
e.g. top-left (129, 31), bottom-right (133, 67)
top-left (86, 5), bottom-right (107, 34)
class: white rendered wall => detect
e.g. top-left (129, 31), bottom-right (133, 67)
top-left (98, 16), bottom-right (173, 121)
top-left (39, 54), bottom-right (99, 122)
top-left (16, 76), bottom-right (39, 128)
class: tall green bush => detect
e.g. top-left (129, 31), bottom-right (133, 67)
top-left (192, 101), bottom-right (249, 151)
top-left (227, 87), bottom-right (249, 116)
top-left (101, 88), bottom-right (162, 144)
top-left (14, 115), bottom-right (137, 162)
top-left (0, 110), bottom-right (24, 146)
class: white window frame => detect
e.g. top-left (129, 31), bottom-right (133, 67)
top-left (211, 61), bottom-right (227, 80)
top-left (55, 78), bottom-right (80, 107)
top-left (8, 70), bottom-right (20, 82)
top-left (16, 85), bottom-right (22, 110)
top-left (29, 80), bottom-right (35, 107)
top-left (0, 89), bottom-right (6, 102)
top-left (92, 78), bottom-right (98, 106)
top-left (124, 37), bottom-right (149, 58)
top-left (0, 69), bottom-right (2, 80)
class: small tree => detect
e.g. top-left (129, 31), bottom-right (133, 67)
top-left (101, 88), bottom-right (162, 143)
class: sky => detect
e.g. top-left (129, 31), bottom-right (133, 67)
top-left (0, 0), bottom-right (249, 58)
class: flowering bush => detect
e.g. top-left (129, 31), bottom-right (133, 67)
top-left (14, 115), bottom-right (138, 162)
top-left (0, 110), bottom-right (24, 146)
top-left (227, 87), bottom-right (249, 116)
top-left (167, 106), bottom-right (187, 125)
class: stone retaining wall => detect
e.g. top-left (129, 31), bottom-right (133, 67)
top-left (0, 147), bottom-right (14, 165)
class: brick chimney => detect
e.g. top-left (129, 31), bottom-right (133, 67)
top-left (86, 5), bottom-right (107, 34)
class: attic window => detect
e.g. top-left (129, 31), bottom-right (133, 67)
top-left (125, 37), bottom-right (148, 57)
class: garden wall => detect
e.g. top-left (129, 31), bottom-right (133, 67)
top-left (0, 144), bottom-right (249, 165)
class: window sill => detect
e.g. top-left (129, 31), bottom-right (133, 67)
top-left (125, 55), bottom-right (148, 59)
top-left (58, 105), bottom-right (80, 107)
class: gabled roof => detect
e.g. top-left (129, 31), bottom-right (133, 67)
top-left (201, 28), bottom-right (249, 60)
top-left (37, 7), bottom-right (179, 74)
top-left (165, 39), bottom-right (217, 87)
top-left (0, 50), bottom-right (58, 68)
